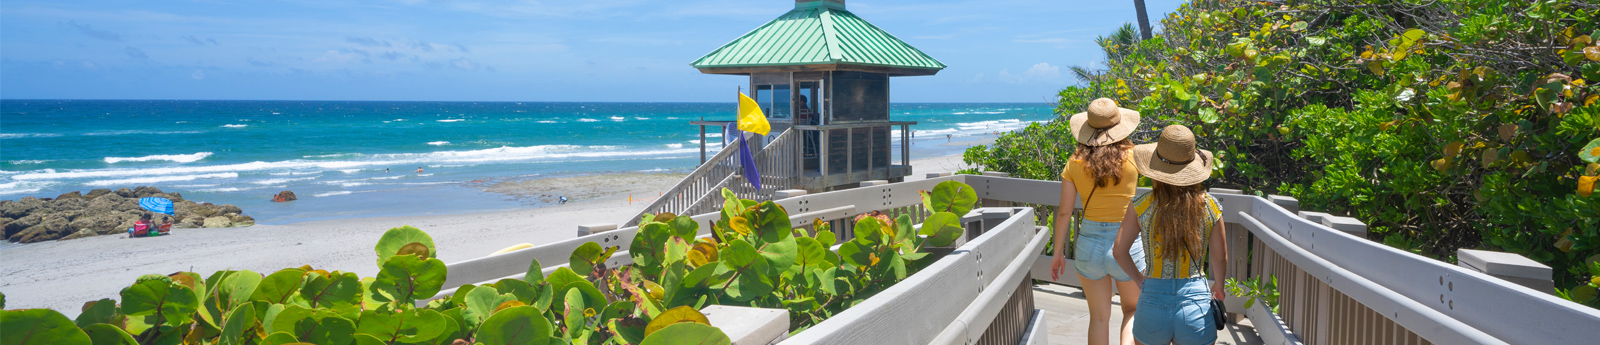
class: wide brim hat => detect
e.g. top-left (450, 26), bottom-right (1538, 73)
top-left (1132, 125), bottom-right (1215, 186)
top-left (1069, 98), bottom-right (1141, 146)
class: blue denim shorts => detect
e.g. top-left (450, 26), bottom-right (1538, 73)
top-left (1133, 277), bottom-right (1217, 345)
top-left (1073, 220), bottom-right (1145, 282)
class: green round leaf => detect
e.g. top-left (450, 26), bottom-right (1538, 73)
top-left (639, 323), bottom-right (731, 345)
top-left (476, 306), bottom-right (551, 345)
top-left (371, 255), bottom-right (447, 304)
top-left (2, 309), bottom-right (92, 345)
top-left (794, 237), bottom-right (827, 269)
top-left (74, 299), bottom-right (120, 327)
top-left (374, 225), bottom-right (436, 267)
top-left (643, 306), bottom-right (710, 337)
top-left (919, 212), bottom-right (965, 247)
top-left (80, 323), bottom-right (135, 345)
top-left (300, 271), bottom-right (362, 310)
top-left (249, 268), bottom-right (306, 304)
top-left (570, 242), bottom-right (605, 276)
top-left (217, 303), bottom-right (257, 345)
top-left (120, 277), bottom-right (200, 327)
top-left (1579, 138), bottom-right (1600, 163)
top-left (930, 181), bottom-right (978, 215)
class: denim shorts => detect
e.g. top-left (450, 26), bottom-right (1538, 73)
top-left (1133, 277), bottom-right (1217, 345)
top-left (1073, 220), bottom-right (1145, 282)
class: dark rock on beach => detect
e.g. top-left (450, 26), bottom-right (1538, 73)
top-left (1, 186), bottom-right (254, 243)
top-left (273, 190), bottom-right (297, 202)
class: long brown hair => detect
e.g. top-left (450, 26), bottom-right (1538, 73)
top-left (1151, 180), bottom-right (1207, 262)
top-left (1071, 138), bottom-right (1134, 187)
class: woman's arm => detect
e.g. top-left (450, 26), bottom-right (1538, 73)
top-left (1050, 177), bottom-right (1080, 280)
top-left (1112, 205), bottom-right (1144, 286)
top-left (1209, 215), bottom-right (1228, 298)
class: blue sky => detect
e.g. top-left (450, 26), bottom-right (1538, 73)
top-left (0, 0), bottom-right (1184, 102)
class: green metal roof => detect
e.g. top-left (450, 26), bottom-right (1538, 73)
top-left (691, 4), bottom-right (945, 72)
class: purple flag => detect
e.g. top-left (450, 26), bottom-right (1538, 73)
top-left (738, 129), bottom-right (762, 190)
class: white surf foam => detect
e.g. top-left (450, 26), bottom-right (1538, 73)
top-left (250, 177), bottom-right (316, 185)
top-left (86, 172), bottom-right (238, 187)
top-left (428, 141), bottom-right (450, 146)
top-left (665, 143), bottom-right (684, 148)
top-left (437, 119), bottom-right (465, 123)
top-left (536, 120), bottom-right (558, 124)
top-left (12, 145), bottom-right (702, 183)
top-left (610, 116), bottom-right (626, 121)
top-left (577, 118), bottom-right (599, 122)
top-left (222, 124), bottom-right (248, 128)
top-left (0, 133), bottom-right (64, 139)
top-left (105, 152), bottom-right (213, 164)
top-left (314, 191), bottom-right (353, 197)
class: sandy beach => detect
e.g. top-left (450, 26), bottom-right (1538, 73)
top-left (0, 152), bottom-right (977, 315)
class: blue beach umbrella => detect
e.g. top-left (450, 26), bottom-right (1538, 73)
top-left (139, 197), bottom-right (175, 215)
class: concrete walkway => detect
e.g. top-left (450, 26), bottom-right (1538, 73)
top-left (1033, 283), bottom-right (1264, 345)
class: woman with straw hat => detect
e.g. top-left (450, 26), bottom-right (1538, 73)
top-left (1049, 98), bottom-right (1147, 345)
top-left (1113, 124), bottom-right (1229, 345)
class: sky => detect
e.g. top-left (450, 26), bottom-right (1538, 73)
top-left (0, 0), bottom-right (1186, 103)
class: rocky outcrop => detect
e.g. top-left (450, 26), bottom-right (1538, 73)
top-left (273, 190), bottom-right (297, 202)
top-left (202, 217), bottom-right (232, 228)
top-left (1, 186), bottom-right (254, 243)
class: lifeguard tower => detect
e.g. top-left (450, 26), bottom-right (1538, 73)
top-left (687, 0), bottom-right (945, 192)
top-left (627, 0), bottom-right (943, 225)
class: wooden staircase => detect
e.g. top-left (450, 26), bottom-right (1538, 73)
top-left (623, 128), bottom-right (799, 227)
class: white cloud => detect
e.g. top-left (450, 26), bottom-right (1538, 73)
top-left (996, 63), bottom-right (1064, 84)
top-left (190, 69), bottom-right (205, 80)
top-left (1024, 63), bottom-right (1061, 82)
top-left (313, 49), bottom-right (366, 64)
top-left (449, 57), bottom-right (480, 71)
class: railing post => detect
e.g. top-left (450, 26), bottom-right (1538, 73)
top-left (1457, 249), bottom-right (1555, 294)
top-left (701, 305), bottom-right (790, 345)
top-left (980, 172), bottom-right (1011, 207)
top-left (775, 189), bottom-right (807, 199)
top-left (577, 223), bottom-right (618, 237)
top-left (1270, 195), bottom-right (1299, 213)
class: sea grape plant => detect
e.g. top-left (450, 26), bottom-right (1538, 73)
top-left (0, 180), bottom-right (979, 344)
top-left (0, 225), bottom-right (732, 345)
top-left (623, 181), bottom-right (971, 330)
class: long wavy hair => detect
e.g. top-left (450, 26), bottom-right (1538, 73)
top-left (1071, 138), bottom-right (1134, 187)
top-left (1151, 180), bottom-right (1207, 262)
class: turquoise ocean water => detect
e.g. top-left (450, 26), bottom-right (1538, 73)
top-left (0, 100), bottom-right (1052, 223)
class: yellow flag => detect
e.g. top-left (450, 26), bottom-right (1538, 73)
top-left (737, 92), bottom-right (771, 136)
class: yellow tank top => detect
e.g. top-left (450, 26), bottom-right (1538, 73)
top-left (1132, 192), bottom-right (1224, 279)
top-left (1059, 151), bottom-right (1139, 222)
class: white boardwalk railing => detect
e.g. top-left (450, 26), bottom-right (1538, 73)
top-left (438, 175), bottom-right (1600, 345)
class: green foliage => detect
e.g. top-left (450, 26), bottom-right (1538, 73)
top-left (6, 182), bottom-right (980, 344)
top-left (1226, 276), bottom-right (1280, 314)
top-left (2, 309), bottom-right (92, 345)
top-left (969, 0), bottom-right (1600, 305)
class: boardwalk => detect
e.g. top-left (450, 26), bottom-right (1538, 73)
top-left (1033, 283), bottom-right (1263, 345)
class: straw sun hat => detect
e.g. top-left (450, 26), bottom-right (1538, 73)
top-left (1069, 98), bottom-right (1141, 146)
top-left (1132, 125), bottom-right (1216, 186)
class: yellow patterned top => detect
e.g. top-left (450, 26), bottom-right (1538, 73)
top-left (1131, 192), bottom-right (1223, 279)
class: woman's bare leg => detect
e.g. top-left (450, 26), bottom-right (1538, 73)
top-left (1080, 272), bottom-right (1115, 345)
top-left (1114, 279), bottom-right (1143, 345)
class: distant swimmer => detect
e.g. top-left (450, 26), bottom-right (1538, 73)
top-left (947, 134), bottom-right (952, 142)
top-left (385, 168), bottom-right (390, 173)
top-left (416, 167), bottom-right (424, 173)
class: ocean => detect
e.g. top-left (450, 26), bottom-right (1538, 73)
top-left (0, 100), bottom-right (1054, 223)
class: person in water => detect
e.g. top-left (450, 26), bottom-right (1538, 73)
top-left (416, 167), bottom-right (424, 173)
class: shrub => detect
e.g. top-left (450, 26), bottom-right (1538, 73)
top-left (0, 181), bottom-right (979, 344)
top-left (967, 0), bottom-right (1600, 306)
